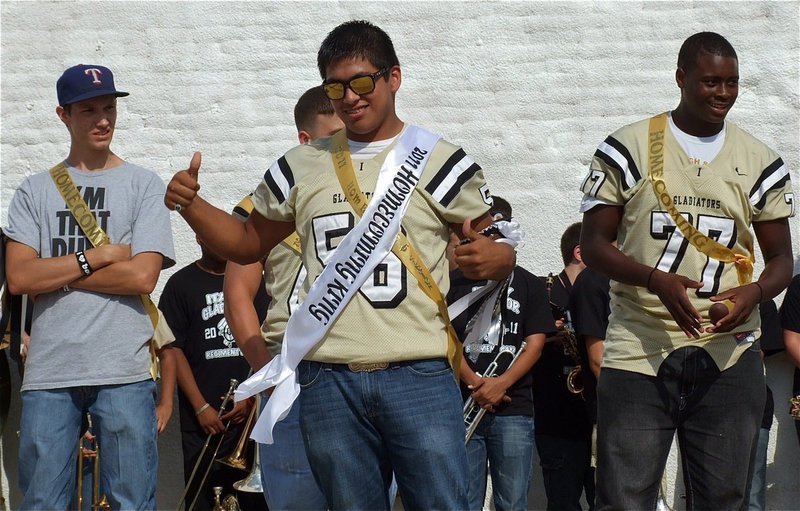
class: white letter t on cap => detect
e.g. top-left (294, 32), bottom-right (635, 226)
top-left (84, 68), bottom-right (103, 84)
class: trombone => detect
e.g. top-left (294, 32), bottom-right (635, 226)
top-left (75, 414), bottom-right (110, 510)
top-left (204, 393), bottom-right (263, 511)
top-left (216, 393), bottom-right (258, 470)
top-left (217, 394), bottom-right (263, 494)
top-left (176, 378), bottom-right (238, 511)
top-left (463, 342), bottom-right (527, 443)
top-left (231, 394), bottom-right (263, 494)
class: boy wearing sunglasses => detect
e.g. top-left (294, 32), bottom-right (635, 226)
top-left (166, 20), bottom-right (515, 510)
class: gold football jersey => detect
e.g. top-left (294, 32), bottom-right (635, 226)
top-left (252, 128), bottom-right (491, 363)
top-left (232, 196), bottom-right (302, 358)
top-left (259, 242), bottom-right (304, 357)
top-left (581, 117), bottom-right (794, 375)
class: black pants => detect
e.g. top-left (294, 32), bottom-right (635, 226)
top-left (595, 345), bottom-right (764, 511)
top-left (535, 433), bottom-right (594, 511)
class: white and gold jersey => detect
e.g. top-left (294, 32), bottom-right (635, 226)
top-left (580, 117), bottom-right (794, 375)
top-left (232, 197), bottom-right (303, 358)
top-left (252, 127), bottom-right (491, 363)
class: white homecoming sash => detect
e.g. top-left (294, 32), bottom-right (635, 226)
top-left (445, 219), bottom-right (524, 347)
top-left (235, 125), bottom-right (441, 444)
top-left (447, 282), bottom-right (497, 322)
top-left (454, 279), bottom-right (507, 348)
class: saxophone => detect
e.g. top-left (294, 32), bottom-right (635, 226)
top-left (211, 487), bottom-right (240, 511)
top-left (790, 395), bottom-right (800, 420)
top-left (546, 273), bottom-right (584, 397)
top-left (561, 316), bottom-right (585, 396)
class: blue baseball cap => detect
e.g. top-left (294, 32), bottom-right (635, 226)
top-left (56, 64), bottom-right (129, 106)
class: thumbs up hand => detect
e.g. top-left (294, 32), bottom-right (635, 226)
top-left (186, 151), bottom-right (201, 182)
top-left (459, 218), bottom-right (482, 245)
top-left (453, 217), bottom-right (515, 280)
top-left (165, 152), bottom-right (202, 213)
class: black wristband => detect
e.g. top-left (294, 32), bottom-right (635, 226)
top-left (75, 250), bottom-right (93, 276)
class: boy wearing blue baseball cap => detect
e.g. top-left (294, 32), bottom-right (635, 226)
top-left (4, 64), bottom-right (175, 510)
top-left (56, 64), bottom-right (130, 106)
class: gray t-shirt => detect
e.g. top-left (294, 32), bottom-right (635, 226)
top-left (5, 161), bottom-right (175, 391)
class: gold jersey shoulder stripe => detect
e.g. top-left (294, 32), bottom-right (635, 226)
top-left (235, 194), bottom-right (301, 255)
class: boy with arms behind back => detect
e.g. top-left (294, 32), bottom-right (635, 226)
top-left (223, 85), bottom-right (342, 510)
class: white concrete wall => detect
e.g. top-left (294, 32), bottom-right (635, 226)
top-left (1, 1), bottom-right (798, 509)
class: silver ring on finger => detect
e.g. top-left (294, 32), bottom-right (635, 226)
top-left (174, 203), bottom-right (182, 213)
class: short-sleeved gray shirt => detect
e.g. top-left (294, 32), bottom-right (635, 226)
top-left (5, 161), bottom-right (175, 391)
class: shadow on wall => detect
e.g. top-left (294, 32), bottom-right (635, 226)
top-left (2, 351), bottom-right (800, 510)
top-left (0, 361), bottom-right (185, 510)
top-left (2, 357), bottom-right (22, 510)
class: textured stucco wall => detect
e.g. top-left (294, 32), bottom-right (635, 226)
top-left (1, 2), bottom-right (798, 509)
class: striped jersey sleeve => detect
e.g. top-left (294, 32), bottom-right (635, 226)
top-left (424, 148), bottom-right (482, 207)
top-left (231, 194), bottom-right (255, 222)
top-left (750, 156), bottom-right (794, 221)
top-left (420, 140), bottom-right (491, 223)
top-left (580, 121), bottom-right (648, 206)
top-left (252, 155), bottom-right (296, 222)
top-left (262, 157), bottom-right (295, 205)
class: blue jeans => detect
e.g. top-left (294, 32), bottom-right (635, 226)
top-left (535, 433), bottom-right (594, 511)
top-left (19, 380), bottom-right (158, 511)
top-left (747, 427), bottom-right (769, 511)
top-left (596, 345), bottom-right (764, 511)
top-left (466, 414), bottom-right (534, 511)
top-left (259, 398), bottom-right (326, 511)
top-left (297, 358), bottom-right (468, 510)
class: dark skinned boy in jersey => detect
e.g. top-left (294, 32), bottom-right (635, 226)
top-left (579, 32), bottom-right (794, 509)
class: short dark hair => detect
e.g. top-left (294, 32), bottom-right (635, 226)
top-left (317, 20), bottom-right (400, 80)
top-left (560, 222), bottom-right (582, 266)
top-left (677, 32), bottom-right (737, 73)
top-left (489, 196), bottom-right (512, 221)
top-left (293, 85), bottom-right (335, 133)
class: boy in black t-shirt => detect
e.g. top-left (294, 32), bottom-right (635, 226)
top-left (534, 222), bottom-right (596, 511)
top-left (569, 267), bottom-right (611, 428)
top-left (449, 197), bottom-right (554, 511)
top-left (159, 240), bottom-right (269, 511)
